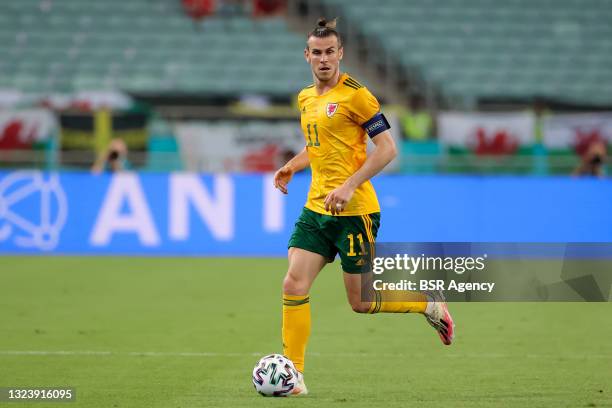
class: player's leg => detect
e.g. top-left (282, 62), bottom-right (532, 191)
top-left (338, 213), bottom-right (426, 312)
top-left (342, 273), bottom-right (454, 344)
top-left (282, 247), bottom-right (326, 372)
top-left (283, 208), bottom-right (336, 376)
top-left (284, 247), bottom-right (327, 296)
top-left (342, 272), bottom-right (428, 314)
top-left (282, 248), bottom-right (327, 396)
top-left (337, 213), bottom-right (455, 344)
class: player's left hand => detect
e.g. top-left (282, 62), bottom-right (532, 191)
top-left (273, 165), bottom-right (294, 194)
top-left (324, 183), bottom-right (355, 215)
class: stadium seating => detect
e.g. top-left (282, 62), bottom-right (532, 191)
top-left (322, 0), bottom-right (612, 104)
top-left (0, 0), bottom-right (311, 95)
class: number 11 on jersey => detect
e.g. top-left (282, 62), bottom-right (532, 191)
top-left (306, 123), bottom-right (320, 147)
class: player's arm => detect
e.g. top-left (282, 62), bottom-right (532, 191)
top-left (325, 86), bottom-right (396, 214)
top-left (324, 130), bottom-right (396, 214)
top-left (348, 130), bottom-right (396, 186)
top-left (273, 146), bottom-right (310, 194)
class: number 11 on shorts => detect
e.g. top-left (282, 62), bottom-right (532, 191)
top-left (347, 233), bottom-right (365, 256)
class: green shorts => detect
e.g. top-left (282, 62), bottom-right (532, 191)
top-left (288, 207), bottom-right (381, 273)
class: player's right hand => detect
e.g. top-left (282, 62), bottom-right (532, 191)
top-left (273, 165), bottom-right (294, 194)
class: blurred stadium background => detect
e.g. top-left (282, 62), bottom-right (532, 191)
top-left (0, 0), bottom-right (611, 174)
top-left (0, 1), bottom-right (611, 407)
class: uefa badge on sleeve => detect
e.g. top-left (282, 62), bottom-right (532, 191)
top-left (326, 103), bottom-right (339, 118)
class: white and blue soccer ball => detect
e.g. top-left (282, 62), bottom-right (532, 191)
top-left (252, 354), bottom-right (298, 397)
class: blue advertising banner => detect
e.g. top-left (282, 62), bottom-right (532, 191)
top-left (0, 171), bottom-right (611, 255)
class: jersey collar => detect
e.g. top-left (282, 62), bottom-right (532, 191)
top-left (315, 72), bottom-right (349, 97)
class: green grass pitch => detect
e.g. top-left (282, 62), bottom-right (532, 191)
top-left (0, 256), bottom-right (610, 408)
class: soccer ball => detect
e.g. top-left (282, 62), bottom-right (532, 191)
top-left (252, 354), bottom-right (298, 397)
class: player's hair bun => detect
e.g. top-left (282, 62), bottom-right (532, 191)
top-left (307, 17), bottom-right (341, 46)
top-left (316, 17), bottom-right (337, 29)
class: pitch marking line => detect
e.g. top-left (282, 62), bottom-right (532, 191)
top-left (0, 350), bottom-right (610, 359)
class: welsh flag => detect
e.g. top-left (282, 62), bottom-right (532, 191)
top-left (0, 109), bottom-right (57, 150)
top-left (542, 113), bottom-right (612, 154)
top-left (438, 112), bottom-right (536, 155)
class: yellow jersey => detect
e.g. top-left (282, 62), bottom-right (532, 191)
top-left (297, 73), bottom-right (386, 216)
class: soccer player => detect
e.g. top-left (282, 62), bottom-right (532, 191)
top-left (273, 18), bottom-right (455, 395)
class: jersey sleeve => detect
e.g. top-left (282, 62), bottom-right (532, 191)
top-left (295, 94), bottom-right (301, 112)
top-left (297, 90), bottom-right (305, 112)
top-left (349, 87), bottom-right (391, 138)
top-left (349, 87), bottom-right (381, 126)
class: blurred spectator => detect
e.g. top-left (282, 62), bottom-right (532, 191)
top-left (400, 95), bottom-right (433, 141)
top-left (573, 139), bottom-right (607, 178)
top-left (182, 0), bottom-right (216, 21)
top-left (91, 138), bottom-right (130, 174)
top-left (253, 0), bottom-right (285, 17)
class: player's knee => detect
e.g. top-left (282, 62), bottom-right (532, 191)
top-left (349, 300), bottom-right (370, 314)
top-left (282, 272), bottom-right (308, 295)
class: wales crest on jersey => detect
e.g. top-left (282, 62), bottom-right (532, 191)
top-left (326, 103), bottom-right (339, 118)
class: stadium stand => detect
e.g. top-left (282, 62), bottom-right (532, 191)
top-left (1, 0), bottom-right (609, 176)
top-left (0, 0), bottom-right (310, 95)
top-left (321, 0), bottom-right (612, 105)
